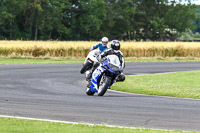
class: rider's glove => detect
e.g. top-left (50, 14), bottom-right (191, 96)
top-left (97, 55), bottom-right (101, 61)
top-left (97, 55), bottom-right (105, 62)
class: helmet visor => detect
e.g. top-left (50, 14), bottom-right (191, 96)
top-left (102, 41), bottom-right (108, 46)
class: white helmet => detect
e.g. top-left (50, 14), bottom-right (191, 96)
top-left (101, 37), bottom-right (109, 46)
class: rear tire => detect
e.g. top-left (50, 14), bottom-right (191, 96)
top-left (86, 87), bottom-right (95, 96)
top-left (98, 75), bottom-right (111, 96)
top-left (80, 61), bottom-right (93, 74)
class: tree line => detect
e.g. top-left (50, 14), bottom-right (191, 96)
top-left (0, 0), bottom-right (198, 41)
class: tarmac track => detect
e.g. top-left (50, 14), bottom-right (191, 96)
top-left (0, 62), bottom-right (200, 131)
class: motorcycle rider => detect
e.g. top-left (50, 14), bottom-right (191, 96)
top-left (80, 37), bottom-right (109, 74)
top-left (90, 37), bottom-right (109, 53)
top-left (86, 40), bottom-right (125, 82)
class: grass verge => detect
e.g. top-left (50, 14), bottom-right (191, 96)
top-left (0, 58), bottom-right (84, 64)
top-left (125, 57), bottom-right (200, 62)
top-left (112, 71), bottom-right (200, 99)
top-left (0, 117), bottom-right (194, 133)
top-left (0, 57), bottom-right (200, 64)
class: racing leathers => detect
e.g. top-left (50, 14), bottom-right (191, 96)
top-left (99, 48), bottom-right (125, 69)
top-left (90, 42), bottom-right (108, 53)
top-left (89, 48), bottom-right (125, 82)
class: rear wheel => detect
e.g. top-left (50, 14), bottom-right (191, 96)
top-left (98, 74), bottom-right (111, 96)
top-left (80, 61), bottom-right (93, 74)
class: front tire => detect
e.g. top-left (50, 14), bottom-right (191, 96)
top-left (86, 87), bottom-right (95, 96)
top-left (98, 75), bottom-right (111, 96)
top-left (80, 61), bottom-right (93, 74)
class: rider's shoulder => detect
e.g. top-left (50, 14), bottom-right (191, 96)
top-left (119, 50), bottom-right (124, 57)
top-left (113, 49), bottom-right (123, 53)
top-left (98, 42), bottom-right (103, 45)
top-left (95, 42), bottom-right (102, 46)
top-left (119, 50), bottom-right (124, 55)
top-left (114, 50), bottom-right (124, 56)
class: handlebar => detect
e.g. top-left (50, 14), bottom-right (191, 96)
top-left (97, 55), bottom-right (106, 63)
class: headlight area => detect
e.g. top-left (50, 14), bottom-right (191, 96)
top-left (109, 63), bottom-right (120, 71)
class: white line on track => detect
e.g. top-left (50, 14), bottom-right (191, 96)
top-left (0, 114), bottom-right (137, 129)
top-left (0, 115), bottom-right (174, 132)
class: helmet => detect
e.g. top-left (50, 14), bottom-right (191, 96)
top-left (111, 40), bottom-right (120, 50)
top-left (101, 37), bottom-right (109, 46)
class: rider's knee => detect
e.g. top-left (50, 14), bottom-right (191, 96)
top-left (117, 74), bottom-right (125, 82)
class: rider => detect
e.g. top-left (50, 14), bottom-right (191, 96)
top-left (86, 40), bottom-right (125, 82)
top-left (90, 37), bottom-right (109, 53)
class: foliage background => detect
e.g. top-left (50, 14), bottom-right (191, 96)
top-left (0, 0), bottom-right (199, 41)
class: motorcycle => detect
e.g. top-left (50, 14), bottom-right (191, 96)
top-left (86, 54), bottom-right (123, 96)
top-left (80, 49), bottom-right (100, 74)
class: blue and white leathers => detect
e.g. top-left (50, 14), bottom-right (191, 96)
top-left (90, 42), bottom-right (108, 53)
top-left (89, 55), bottom-right (123, 94)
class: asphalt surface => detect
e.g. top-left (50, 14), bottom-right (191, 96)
top-left (0, 62), bottom-right (200, 131)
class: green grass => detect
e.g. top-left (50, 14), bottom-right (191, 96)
top-left (112, 71), bottom-right (200, 99)
top-left (0, 117), bottom-right (195, 133)
top-left (0, 57), bottom-right (200, 64)
top-left (126, 58), bottom-right (200, 62)
top-left (125, 57), bottom-right (200, 62)
top-left (0, 58), bottom-right (84, 64)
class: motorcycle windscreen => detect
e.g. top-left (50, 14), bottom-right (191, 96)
top-left (107, 55), bottom-right (120, 66)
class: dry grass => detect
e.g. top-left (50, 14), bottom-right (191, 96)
top-left (0, 41), bottom-right (200, 58)
top-left (121, 41), bottom-right (200, 58)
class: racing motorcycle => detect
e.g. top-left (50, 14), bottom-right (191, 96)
top-left (86, 54), bottom-right (123, 96)
top-left (80, 49), bottom-right (99, 74)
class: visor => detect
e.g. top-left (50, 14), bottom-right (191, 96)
top-left (102, 41), bottom-right (108, 46)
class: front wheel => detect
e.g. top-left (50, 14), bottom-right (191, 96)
top-left (98, 74), bottom-right (111, 96)
top-left (86, 87), bottom-right (95, 96)
top-left (80, 61), bottom-right (93, 74)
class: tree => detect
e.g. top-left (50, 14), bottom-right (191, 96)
top-left (194, 6), bottom-right (200, 33)
top-left (133, 0), bottom-right (197, 40)
top-left (0, 0), bottom-right (25, 39)
top-left (0, 0), bottom-right (198, 41)
top-left (39, 0), bottom-right (71, 40)
top-left (165, 2), bottom-right (196, 33)
top-left (101, 0), bottom-right (137, 40)
top-left (68, 0), bottom-right (106, 40)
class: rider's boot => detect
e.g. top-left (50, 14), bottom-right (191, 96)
top-left (86, 70), bottom-right (92, 81)
top-left (87, 80), bottom-right (91, 88)
top-left (86, 62), bottom-right (100, 81)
